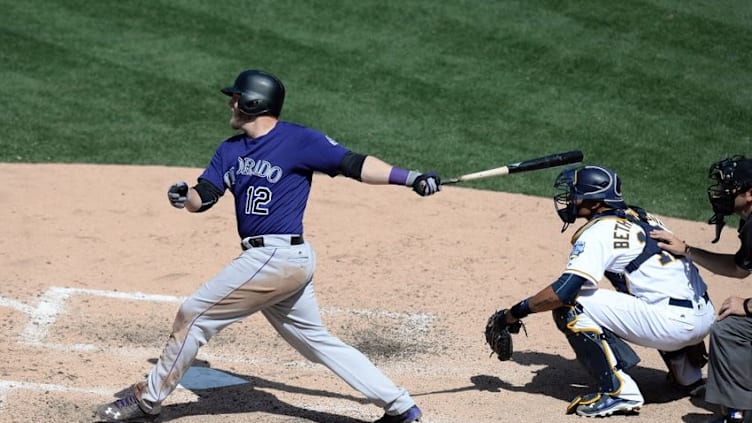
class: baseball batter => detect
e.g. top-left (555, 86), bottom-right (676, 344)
top-left (94, 69), bottom-right (437, 423)
top-left (494, 165), bottom-right (715, 417)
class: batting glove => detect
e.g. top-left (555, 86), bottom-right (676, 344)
top-left (167, 181), bottom-right (190, 208)
top-left (411, 172), bottom-right (441, 196)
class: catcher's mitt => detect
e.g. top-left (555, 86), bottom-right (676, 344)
top-left (484, 309), bottom-right (526, 361)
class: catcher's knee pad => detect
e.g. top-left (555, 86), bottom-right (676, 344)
top-left (552, 306), bottom-right (632, 395)
top-left (553, 305), bottom-right (579, 333)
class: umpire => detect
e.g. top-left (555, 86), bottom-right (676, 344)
top-left (652, 155), bottom-right (752, 423)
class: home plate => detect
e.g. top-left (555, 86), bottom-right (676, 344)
top-left (178, 366), bottom-right (249, 390)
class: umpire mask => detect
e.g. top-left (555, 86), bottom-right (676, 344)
top-left (707, 155), bottom-right (752, 243)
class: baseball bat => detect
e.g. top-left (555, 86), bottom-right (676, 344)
top-left (441, 150), bottom-right (583, 185)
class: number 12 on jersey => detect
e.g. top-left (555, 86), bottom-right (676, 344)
top-left (245, 186), bottom-right (271, 215)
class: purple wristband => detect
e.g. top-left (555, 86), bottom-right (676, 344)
top-left (389, 167), bottom-right (410, 185)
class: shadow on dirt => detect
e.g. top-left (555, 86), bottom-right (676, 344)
top-left (133, 351), bottom-right (722, 422)
top-left (415, 351), bottom-right (719, 410)
top-left (157, 386), bottom-right (370, 423)
top-left (140, 358), bottom-right (372, 422)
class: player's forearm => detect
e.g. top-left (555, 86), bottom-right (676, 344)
top-left (359, 156), bottom-right (426, 187)
top-left (528, 286), bottom-right (566, 312)
top-left (184, 188), bottom-right (202, 212)
top-left (505, 286), bottom-right (564, 324)
top-left (685, 246), bottom-right (751, 278)
top-left (359, 156), bottom-right (398, 184)
top-left (652, 229), bottom-right (751, 278)
top-left (350, 155), bottom-right (440, 196)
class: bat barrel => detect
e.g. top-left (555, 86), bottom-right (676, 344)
top-left (442, 150), bottom-right (583, 185)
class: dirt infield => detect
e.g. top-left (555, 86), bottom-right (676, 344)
top-left (1, 163), bottom-right (746, 422)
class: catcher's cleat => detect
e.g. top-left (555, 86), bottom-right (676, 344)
top-left (94, 382), bottom-right (160, 422)
top-left (567, 393), bottom-right (643, 417)
top-left (374, 405), bottom-right (422, 423)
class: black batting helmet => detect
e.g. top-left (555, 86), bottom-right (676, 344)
top-left (221, 69), bottom-right (285, 117)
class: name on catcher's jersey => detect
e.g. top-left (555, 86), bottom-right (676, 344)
top-left (198, 121), bottom-right (349, 239)
top-left (564, 215), bottom-right (707, 304)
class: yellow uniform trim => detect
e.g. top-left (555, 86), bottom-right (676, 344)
top-left (564, 307), bottom-right (625, 397)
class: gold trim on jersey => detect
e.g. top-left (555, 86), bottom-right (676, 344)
top-left (569, 208), bottom-right (643, 245)
top-left (563, 307), bottom-right (625, 397)
top-left (564, 270), bottom-right (599, 286)
top-left (570, 216), bottom-right (620, 244)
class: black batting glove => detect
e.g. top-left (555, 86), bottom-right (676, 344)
top-left (411, 172), bottom-right (441, 196)
top-left (167, 181), bottom-right (189, 208)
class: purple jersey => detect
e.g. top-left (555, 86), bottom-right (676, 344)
top-left (199, 121), bottom-right (349, 238)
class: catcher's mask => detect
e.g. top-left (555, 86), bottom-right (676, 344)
top-left (554, 165), bottom-right (626, 232)
top-left (707, 155), bottom-right (752, 243)
top-left (221, 69), bottom-right (286, 117)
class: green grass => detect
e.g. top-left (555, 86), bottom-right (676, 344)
top-left (1, 0), bottom-right (750, 221)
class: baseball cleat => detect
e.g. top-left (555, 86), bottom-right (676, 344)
top-left (94, 382), bottom-right (160, 422)
top-left (567, 393), bottom-right (643, 417)
top-left (374, 404), bottom-right (422, 423)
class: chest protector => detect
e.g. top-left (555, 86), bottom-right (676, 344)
top-left (574, 207), bottom-right (664, 293)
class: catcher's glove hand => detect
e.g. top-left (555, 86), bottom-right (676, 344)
top-left (484, 309), bottom-right (526, 361)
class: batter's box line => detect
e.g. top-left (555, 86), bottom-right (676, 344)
top-left (16, 287), bottom-right (182, 346)
top-left (0, 379), bottom-right (111, 412)
top-left (1, 286), bottom-right (435, 362)
top-left (0, 379), bottom-right (204, 413)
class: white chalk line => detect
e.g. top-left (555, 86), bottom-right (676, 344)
top-left (1, 286), bottom-right (433, 348)
top-left (0, 286), bottom-right (451, 416)
top-left (1, 285), bottom-right (446, 373)
top-left (0, 379), bottom-right (203, 412)
top-left (0, 380), bottom-right (112, 395)
top-left (0, 380), bottom-right (111, 412)
top-left (0, 297), bottom-right (34, 314)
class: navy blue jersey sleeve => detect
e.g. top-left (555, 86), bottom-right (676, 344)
top-left (198, 140), bottom-right (235, 192)
top-left (297, 129), bottom-right (350, 177)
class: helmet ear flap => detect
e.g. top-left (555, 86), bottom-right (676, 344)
top-left (238, 98), bottom-right (264, 116)
top-left (613, 174), bottom-right (623, 199)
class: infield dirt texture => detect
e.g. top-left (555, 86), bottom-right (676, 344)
top-left (0, 163), bottom-right (745, 422)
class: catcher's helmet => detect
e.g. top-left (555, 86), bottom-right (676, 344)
top-left (554, 165), bottom-right (626, 231)
top-left (221, 69), bottom-right (285, 117)
top-left (706, 155), bottom-right (752, 242)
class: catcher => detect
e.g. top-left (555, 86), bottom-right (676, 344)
top-left (485, 165), bottom-right (714, 417)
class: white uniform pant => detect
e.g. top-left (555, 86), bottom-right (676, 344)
top-left (142, 239), bottom-right (415, 415)
top-left (574, 289), bottom-right (715, 401)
